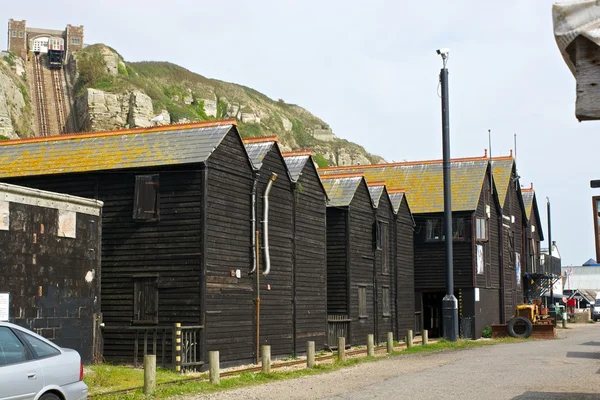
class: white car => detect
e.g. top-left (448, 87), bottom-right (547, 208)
top-left (0, 321), bottom-right (88, 400)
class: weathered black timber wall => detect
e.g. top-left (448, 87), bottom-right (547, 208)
top-left (375, 193), bottom-right (394, 343)
top-left (6, 166), bottom-right (206, 361)
top-left (413, 211), bottom-right (474, 290)
top-left (255, 149), bottom-right (294, 358)
top-left (525, 199), bottom-right (542, 274)
top-left (348, 182), bottom-right (375, 345)
top-left (500, 170), bottom-right (526, 320)
top-left (326, 208), bottom-right (348, 315)
top-left (205, 130), bottom-right (254, 366)
top-left (1, 200), bottom-right (101, 363)
top-left (293, 161), bottom-right (327, 353)
top-left (395, 198), bottom-right (415, 337)
top-left (471, 170), bottom-right (502, 332)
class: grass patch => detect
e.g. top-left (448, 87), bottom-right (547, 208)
top-left (395, 337), bottom-right (525, 356)
top-left (85, 364), bottom-right (191, 395)
top-left (87, 338), bottom-right (526, 399)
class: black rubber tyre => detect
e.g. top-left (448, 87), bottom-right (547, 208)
top-left (39, 393), bottom-right (61, 400)
top-left (507, 316), bottom-right (533, 338)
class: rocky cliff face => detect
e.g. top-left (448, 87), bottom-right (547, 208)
top-left (76, 89), bottom-right (170, 132)
top-left (3, 43), bottom-right (381, 166)
top-left (0, 52), bottom-right (33, 138)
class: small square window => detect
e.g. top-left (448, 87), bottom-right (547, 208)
top-left (382, 286), bottom-right (391, 317)
top-left (133, 175), bottom-right (159, 221)
top-left (11, 31), bottom-right (16, 38)
top-left (358, 286), bottom-right (367, 319)
top-left (71, 37), bottom-right (80, 45)
top-left (18, 31), bottom-right (23, 38)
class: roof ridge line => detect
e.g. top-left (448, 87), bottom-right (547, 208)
top-left (318, 155), bottom-right (492, 171)
top-left (0, 119), bottom-right (237, 147)
top-left (242, 135), bottom-right (279, 144)
top-left (282, 150), bottom-right (312, 156)
top-left (319, 172), bottom-right (364, 179)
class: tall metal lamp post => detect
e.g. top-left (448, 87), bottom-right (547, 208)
top-left (438, 48), bottom-right (458, 341)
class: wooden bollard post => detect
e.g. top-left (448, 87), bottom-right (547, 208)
top-left (386, 332), bottom-right (394, 354)
top-left (261, 345), bottom-right (271, 373)
top-left (209, 351), bottom-right (220, 384)
top-left (407, 329), bottom-right (414, 348)
top-left (143, 354), bottom-right (156, 395)
top-left (173, 322), bottom-right (182, 372)
top-left (423, 329), bottom-right (429, 346)
top-left (337, 337), bottom-right (346, 362)
top-left (367, 334), bottom-right (375, 357)
top-left (307, 341), bottom-right (315, 368)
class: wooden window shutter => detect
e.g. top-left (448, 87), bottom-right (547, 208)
top-left (133, 175), bottom-right (160, 220)
top-left (133, 276), bottom-right (159, 324)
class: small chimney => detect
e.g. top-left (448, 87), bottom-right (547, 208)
top-left (484, 149), bottom-right (488, 157)
top-left (509, 149), bottom-right (513, 157)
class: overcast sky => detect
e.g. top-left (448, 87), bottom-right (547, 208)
top-left (2, 1), bottom-right (595, 265)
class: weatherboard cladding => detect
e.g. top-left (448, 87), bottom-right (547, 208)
top-left (0, 124), bottom-right (234, 178)
top-left (251, 143), bottom-right (295, 358)
top-left (2, 122), bottom-right (259, 365)
top-left (291, 157), bottom-right (327, 353)
top-left (319, 159), bottom-right (489, 214)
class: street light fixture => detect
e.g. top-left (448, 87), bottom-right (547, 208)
top-left (437, 48), bottom-right (458, 341)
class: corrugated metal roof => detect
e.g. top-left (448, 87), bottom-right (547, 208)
top-left (563, 266), bottom-right (600, 290)
top-left (244, 142), bottom-right (275, 170)
top-left (491, 157), bottom-right (514, 208)
top-left (368, 185), bottom-right (384, 208)
top-left (0, 122), bottom-right (235, 178)
top-left (319, 158), bottom-right (488, 214)
top-left (283, 155), bottom-right (310, 182)
top-left (321, 176), bottom-right (364, 207)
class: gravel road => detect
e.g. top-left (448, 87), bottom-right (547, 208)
top-left (183, 324), bottom-right (600, 400)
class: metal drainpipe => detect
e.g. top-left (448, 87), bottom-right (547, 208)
top-left (263, 173), bottom-right (278, 275)
top-left (249, 175), bottom-right (259, 274)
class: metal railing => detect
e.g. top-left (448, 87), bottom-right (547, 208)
top-left (327, 315), bottom-right (351, 349)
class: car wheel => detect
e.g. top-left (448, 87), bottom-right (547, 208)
top-left (40, 393), bottom-right (61, 400)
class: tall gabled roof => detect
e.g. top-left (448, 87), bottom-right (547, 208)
top-left (367, 182), bottom-right (386, 208)
top-left (282, 151), bottom-right (312, 182)
top-left (0, 120), bottom-right (237, 178)
top-left (319, 156), bottom-right (489, 214)
top-left (320, 174), bottom-right (366, 207)
top-left (490, 155), bottom-right (515, 208)
top-left (282, 151), bottom-right (328, 201)
top-left (244, 141), bottom-right (276, 170)
top-left (522, 184), bottom-right (544, 241)
top-left (388, 189), bottom-right (416, 226)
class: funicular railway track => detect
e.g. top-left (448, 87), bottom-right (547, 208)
top-left (32, 55), bottom-right (49, 137)
top-left (51, 68), bottom-right (68, 134)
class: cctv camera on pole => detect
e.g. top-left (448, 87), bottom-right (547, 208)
top-left (437, 48), bottom-right (458, 342)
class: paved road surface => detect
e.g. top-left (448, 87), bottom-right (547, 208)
top-left (187, 324), bottom-right (600, 400)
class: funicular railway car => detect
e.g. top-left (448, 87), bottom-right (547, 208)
top-left (48, 36), bottom-right (65, 69)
